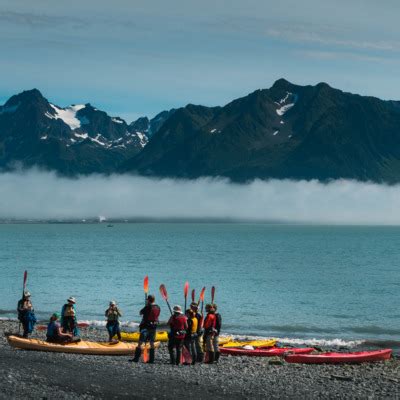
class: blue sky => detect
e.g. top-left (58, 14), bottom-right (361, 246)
top-left (0, 0), bottom-right (399, 122)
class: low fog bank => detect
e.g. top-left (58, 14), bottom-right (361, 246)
top-left (0, 169), bottom-right (399, 224)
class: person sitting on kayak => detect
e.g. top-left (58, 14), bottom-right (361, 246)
top-left (184, 308), bottom-right (198, 365)
top-left (190, 302), bottom-right (204, 362)
top-left (132, 294), bottom-right (160, 363)
top-left (61, 297), bottom-right (79, 336)
top-left (46, 313), bottom-right (75, 343)
top-left (105, 300), bottom-right (122, 342)
top-left (203, 304), bottom-right (217, 364)
top-left (212, 303), bottom-right (222, 363)
top-left (17, 291), bottom-right (36, 338)
top-left (167, 305), bottom-right (188, 365)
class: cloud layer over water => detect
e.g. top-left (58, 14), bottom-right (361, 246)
top-left (0, 169), bottom-right (399, 224)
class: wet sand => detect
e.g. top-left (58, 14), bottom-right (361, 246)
top-left (1, 320), bottom-right (399, 399)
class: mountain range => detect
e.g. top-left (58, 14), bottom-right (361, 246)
top-left (1, 79), bottom-right (400, 182)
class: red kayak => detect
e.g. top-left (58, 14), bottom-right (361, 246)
top-left (36, 322), bottom-right (90, 331)
top-left (285, 349), bottom-right (392, 364)
top-left (220, 347), bottom-right (314, 357)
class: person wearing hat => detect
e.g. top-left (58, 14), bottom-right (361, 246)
top-left (61, 297), bottom-right (79, 336)
top-left (132, 294), bottom-right (160, 363)
top-left (17, 291), bottom-right (36, 338)
top-left (190, 302), bottom-right (204, 362)
top-left (46, 313), bottom-right (75, 343)
top-left (167, 305), bottom-right (188, 365)
top-left (105, 300), bottom-right (122, 342)
top-left (203, 304), bottom-right (217, 364)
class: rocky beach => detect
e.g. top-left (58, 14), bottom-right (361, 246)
top-left (1, 320), bottom-right (399, 399)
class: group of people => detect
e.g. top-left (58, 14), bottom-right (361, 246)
top-left (17, 291), bottom-right (222, 365)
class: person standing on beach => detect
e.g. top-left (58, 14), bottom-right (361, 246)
top-left (132, 294), bottom-right (160, 363)
top-left (168, 305), bottom-right (188, 365)
top-left (212, 303), bottom-right (222, 363)
top-left (105, 300), bottom-right (122, 342)
top-left (17, 291), bottom-right (36, 338)
top-left (203, 304), bottom-right (217, 364)
top-left (184, 308), bottom-right (198, 364)
top-left (61, 297), bottom-right (79, 336)
top-left (190, 302), bottom-right (204, 362)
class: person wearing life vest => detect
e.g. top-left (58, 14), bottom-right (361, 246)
top-left (168, 305), bottom-right (188, 365)
top-left (132, 294), bottom-right (160, 363)
top-left (105, 300), bottom-right (122, 342)
top-left (184, 308), bottom-right (198, 365)
top-left (61, 297), bottom-right (79, 336)
top-left (17, 291), bottom-right (36, 338)
top-left (212, 303), bottom-right (222, 363)
top-left (190, 302), bottom-right (204, 362)
top-left (46, 313), bottom-right (75, 343)
top-left (203, 303), bottom-right (217, 364)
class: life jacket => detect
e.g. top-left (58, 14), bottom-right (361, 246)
top-left (106, 307), bottom-right (121, 322)
top-left (47, 321), bottom-right (61, 339)
top-left (140, 304), bottom-right (160, 329)
top-left (215, 313), bottom-right (222, 335)
top-left (169, 314), bottom-right (188, 339)
top-left (17, 299), bottom-right (32, 318)
top-left (63, 304), bottom-right (76, 317)
top-left (190, 317), bottom-right (198, 334)
top-left (203, 313), bottom-right (217, 334)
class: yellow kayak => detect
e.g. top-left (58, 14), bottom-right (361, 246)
top-left (218, 336), bottom-right (233, 345)
top-left (118, 331), bottom-right (169, 342)
top-left (221, 339), bottom-right (277, 348)
top-left (7, 335), bottom-right (159, 355)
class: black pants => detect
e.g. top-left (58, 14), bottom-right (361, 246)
top-left (62, 316), bottom-right (76, 334)
top-left (194, 334), bottom-right (204, 361)
top-left (168, 337), bottom-right (184, 365)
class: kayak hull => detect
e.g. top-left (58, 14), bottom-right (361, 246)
top-left (7, 335), bottom-right (159, 356)
top-left (285, 349), bottom-right (392, 364)
top-left (221, 347), bottom-right (314, 357)
top-left (221, 339), bottom-right (277, 348)
top-left (119, 331), bottom-right (169, 342)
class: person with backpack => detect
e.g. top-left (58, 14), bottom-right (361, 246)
top-left (203, 303), bottom-right (218, 364)
top-left (105, 300), bottom-right (122, 342)
top-left (190, 302), bottom-right (204, 362)
top-left (167, 305), bottom-right (188, 365)
top-left (132, 294), bottom-right (160, 363)
top-left (212, 303), bottom-right (222, 362)
top-left (61, 297), bottom-right (79, 336)
top-left (17, 291), bottom-right (36, 338)
top-left (184, 308), bottom-right (198, 365)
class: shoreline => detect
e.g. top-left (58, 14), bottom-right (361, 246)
top-left (1, 320), bottom-right (399, 399)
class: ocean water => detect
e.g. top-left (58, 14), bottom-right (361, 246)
top-left (0, 223), bottom-right (399, 352)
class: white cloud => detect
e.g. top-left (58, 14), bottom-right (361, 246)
top-left (0, 169), bottom-right (399, 224)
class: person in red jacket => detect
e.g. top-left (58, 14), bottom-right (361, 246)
top-left (167, 305), bottom-right (188, 365)
top-left (132, 294), bottom-right (160, 363)
top-left (203, 304), bottom-right (217, 363)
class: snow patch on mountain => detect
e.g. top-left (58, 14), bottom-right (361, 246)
top-left (112, 118), bottom-right (124, 124)
top-left (276, 92), bottom-right (298, 116)
top-left (135, 132), bottom-right (148, 147)
top-left (46, 104), bottom-right (86, 130)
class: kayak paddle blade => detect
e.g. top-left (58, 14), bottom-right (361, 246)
top-left (184, 281), bottom-right (189, 298)
top-left (159, 284), bottom-right (168, 301)
top-left (211, 286), bottom-right (215, 303)
top-left (199, 287), bottom-right (206, 302)
top-left (191, 289), bottom-right (195, 302)
top-left (143, 346), bottom-right (149, 363)
top-left (144, 276), bottom-right (149, 294)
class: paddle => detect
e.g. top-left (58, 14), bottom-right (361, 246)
top-left (184, 281), bottom-right (189, 312)
top-left (191, 289), bottom-right (195, 303)
top-left (211, 286), bottom-right (215, 304)
top-left (144, 275), bottom-right (149, 304)
top-left (159, 284), bottom-right (172, 315)
top-left (19, 270), bottom-right (28, 334)
top-left (199, 287), bottom-right (206, 317)
top-left (142, 275), bottom-right (150, 362)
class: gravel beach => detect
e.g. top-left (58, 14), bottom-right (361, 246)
top-left (1, 320), bottom-right (399, 399)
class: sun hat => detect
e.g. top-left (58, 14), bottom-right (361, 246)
top-left (173, 305), bottom-right (182, 314)
top-left (67, 297), bottom-right (76, 303)
top-left (24, 291), bottom-right (31, 297)
top-left (109, 300), bottom-right (116, 306)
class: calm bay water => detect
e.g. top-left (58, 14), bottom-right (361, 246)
top-left (0, 223), bottom-right (399, 350)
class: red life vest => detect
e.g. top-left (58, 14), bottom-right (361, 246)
top-left (204, 313), bottom-right (216, 330)
top-left (169, 314), bottom-right (188, 339)
top-left (140, 304), bottom-right (160, 329)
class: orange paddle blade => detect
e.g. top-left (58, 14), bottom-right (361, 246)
top-left (159, 284), bottom-right (168, 300)
top-left (144, 276), bottom-right (149, 294)
top-left (143, 346), bottom-right (149, 363)
top-left (184, 281), bottom-right (189, 298)
top-left (199, 287), bottom-right (206, 302)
